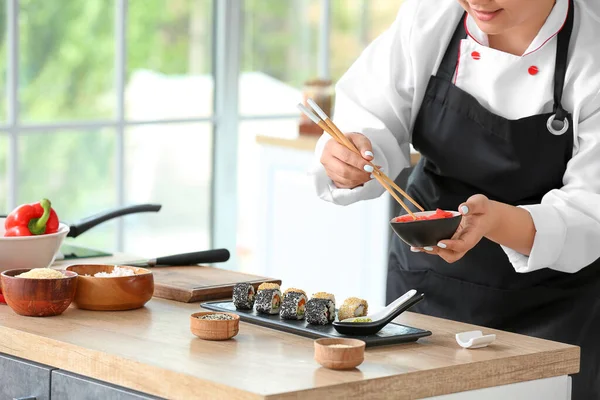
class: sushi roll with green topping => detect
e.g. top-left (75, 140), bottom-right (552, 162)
top-left (255, 283), bottom-right (282, 315)
top-left (232, 282), bottom-right (256, 310)
top-left (306, 292), bottom-right (336, 325)
top-left (280, 288), bottom-right (307, 320)
top-left (338, 297), bottom-right (368, 321)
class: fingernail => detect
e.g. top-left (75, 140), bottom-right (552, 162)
top-left (364, 150), bottom-right (374, 158)
top-left (424, 246), bottom-right (434, 251)
top-left (410, 247), bottom-right (421, 252)
top-left (364, 165), bottom-right (374, 173)
top-left (437, 242), bottom-right (447, 249)
top-left (460, 205), bottom-right (469, 215)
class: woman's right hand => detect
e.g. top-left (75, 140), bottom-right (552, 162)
top-left (320, 133), bottom-right (376, 189)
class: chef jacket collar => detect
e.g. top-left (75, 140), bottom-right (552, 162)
top-left (464, 0), bottom-right (569, 56)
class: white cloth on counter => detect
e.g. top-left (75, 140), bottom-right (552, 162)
top-left (310, 0), bottom-right (600, 275)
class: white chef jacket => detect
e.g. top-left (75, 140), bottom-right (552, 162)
top-left (311, 0), bottom-right (600, 274)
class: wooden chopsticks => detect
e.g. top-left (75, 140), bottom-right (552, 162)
top-left (298, 100), bottom-right (424, 219)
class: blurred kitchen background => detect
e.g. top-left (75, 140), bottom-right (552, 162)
top-left (0, 0), bottom-right (403, 305)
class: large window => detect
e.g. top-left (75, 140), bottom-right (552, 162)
top-left (0, 0), bottom-right (213, 256)
top-left (0, 0), bottom-right (402, 265)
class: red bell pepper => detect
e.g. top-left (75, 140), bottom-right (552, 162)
top-left (4, 198), bottom-right (59, 237)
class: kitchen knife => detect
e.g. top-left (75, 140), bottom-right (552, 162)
top-left (127, 249), bottom-right (231, 267)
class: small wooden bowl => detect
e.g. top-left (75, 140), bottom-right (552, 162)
top-left (190, 312), bottom-right (240, 341)
top-left (66, 265), bottom-right (154, 311)
top-left (314, 338), bottom-right (366, 370)
top-left (0, 269), bottom-right (78, 317)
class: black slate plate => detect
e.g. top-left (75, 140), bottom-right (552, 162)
top-left (201, 301), bottom-right (432, 348)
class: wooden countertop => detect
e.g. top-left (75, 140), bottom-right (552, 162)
top-left (0, 268), bottom-right (579, 400)
top-left (256, 134), bottom-right (422, 166)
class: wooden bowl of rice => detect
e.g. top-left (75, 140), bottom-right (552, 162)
top-left (0, 268), bottom-right (78, 317)
top-left (66, 264), bottom-right (154, 311)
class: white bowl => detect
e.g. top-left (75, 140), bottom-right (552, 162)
top-left (0, 218), bottom-right (70, 273)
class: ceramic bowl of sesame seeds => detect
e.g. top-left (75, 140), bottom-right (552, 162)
top-left (314, 338), bottom-right (366, 370)
top-left (190, 311), bottom-right (240, 341)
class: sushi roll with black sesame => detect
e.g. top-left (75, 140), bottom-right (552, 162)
top-left (306, 292), bottom-right (336, 325)
top-left (232, 282), bottom-right (256, 310)
top-left (255, 283), bottom-right (282, 315)
top-left (280, 288), bottom-right (307, 320)
top-left (338, 297), bottom-right (368, 321)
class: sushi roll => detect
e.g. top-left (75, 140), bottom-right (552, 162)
top-left (232, 282), bottom-right (256, 310)
top-left (338, 297), bottom-right (369, 321)
top-left (306, 292), bottom-right (336, 325)
top-left (255, 283), bottom-right (282, 315)
top-left (280, 288), bottom-right (307, 320)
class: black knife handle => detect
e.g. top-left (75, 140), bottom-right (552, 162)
top-left (153, 249), bottom-right (230, 266)
top-left (67, 204), bottom-right (162, 238)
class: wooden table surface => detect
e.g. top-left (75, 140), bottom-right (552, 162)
top-left (0, 271), bottom-right (579, 400)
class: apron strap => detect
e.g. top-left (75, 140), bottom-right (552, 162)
top-left (435, 13), bottom-right (467, 82)
top-left (552, 0), bottom-right (574, 123)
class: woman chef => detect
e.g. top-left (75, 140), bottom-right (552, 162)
top-left (311, 0), bottom-right (600, 397)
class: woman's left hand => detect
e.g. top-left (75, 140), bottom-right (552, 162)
top-left (413, 194), bottom-right (498, 263)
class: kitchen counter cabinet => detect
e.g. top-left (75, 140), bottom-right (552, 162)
top-left (0, 353), bottom-right (162, 400)
top-left (51, 370), bottom-right (163, 400)
top-left (0, 284), bottom-right (579, 400)
top-left (0, 353), bottom-right (51, 400)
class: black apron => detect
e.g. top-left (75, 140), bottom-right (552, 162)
top-left (387, 3), bottom-right (600, 399)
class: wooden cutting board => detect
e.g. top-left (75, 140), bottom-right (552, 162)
top-left (150, 266), bottom-right (281, 303)
top-left (53, 254), bottom-right (280, 304)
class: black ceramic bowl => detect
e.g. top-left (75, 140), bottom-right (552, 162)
top-left (390, 211), bottom-right (462, 248)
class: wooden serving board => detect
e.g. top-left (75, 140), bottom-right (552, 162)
top-left (150, 266), bottom-right (281, 303)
